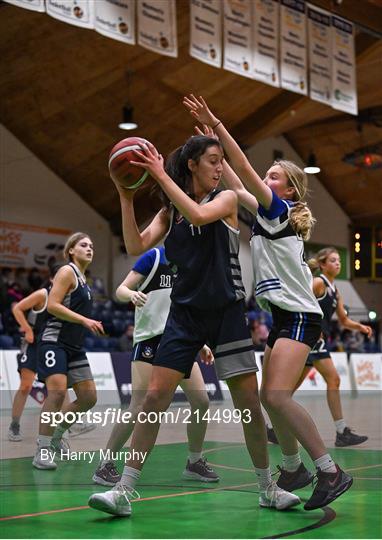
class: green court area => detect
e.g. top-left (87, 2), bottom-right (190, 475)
top-left (1, 442), bottom-right (381, 538)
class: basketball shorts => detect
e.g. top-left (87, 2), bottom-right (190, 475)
top-left (267, 304), bottom-right (322, 350)
top-left (17, 343), bottom-right (38, 373)
top-left (132, 335), bottom-right (162, 364)
top-left (154, 299), bottom-right (257, 380)
top-left (38, 342), bottom-right (93, 387)
top-left (305, 337), bottom-right (331, 366)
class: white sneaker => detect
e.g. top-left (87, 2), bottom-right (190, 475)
top-left (259, 481), bottom-right (301, 510)
top-left (8, 423), bottom-right (22, 442)
top-left (32, 447), bottom-right (57, 470)
top-left (51, 436), bottom-right (70, 459)
top-left (68, 422), bottom-right (97, 438)
top-left (88, 484), bottom-right (139, 516)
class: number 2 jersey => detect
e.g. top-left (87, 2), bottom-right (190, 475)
top-left (40, 262), bottom-right (93, 351)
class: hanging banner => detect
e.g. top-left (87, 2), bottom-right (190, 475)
top-left (252, 0), bottom-right (280, 87)
top-left (0, 221), bottom-right (70, 270)
top-left (46, 0), bottom-right (94, 29)
top-left (307, 4), bottom-right (332, 106)
top-left (137, 0), bottom-right (178, 58)
top-left (190, 0), bottom-right (222, 68)
top-left (3, 0), bottom-right (45, 12)
top-left (223, 0), bottom-right (253, 78)
top-left (94, 0), bottom-right (135, 44)
top-left (331, 15), bottom-right (357, 116)
top-left (280, 0), bottom-right (308, 95)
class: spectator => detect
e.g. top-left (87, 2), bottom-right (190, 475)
top-left (28, 267), bottom-right (43, 291)
top-left (118, 323), bottom-right (134, 353)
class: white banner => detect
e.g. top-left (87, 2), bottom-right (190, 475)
top-left (252, 0), bottom-right (280, 87)
top-left (280, 0), bottom-right (308, 95)
top-left (46, 0), bottom-right (94, 29)
top-left (350, 353), bottom-right (381, 391)
top-left (0, 221), bottom-right (71, 270)
top-left (3, 0), bottom-right (45, 12)
top-left (137, 0), bottom-right (178, 58)
top-left (307, 3), bottom-right (332, 106)
top-left (0, 351), bottom-right (13, 410)
top-left (331, 15), bottom-right (357, 115)
top-left (94, 0), bottom-right (135, 44)
top-left (223, 0), bottom-right (253, 78)
top-left (190, 0), bottom-right (222, 68)
top-left (86, 353), bottom-right (120, 405)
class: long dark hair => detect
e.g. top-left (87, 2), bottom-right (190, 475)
top-left (160, 135), bottom-right (223, 207)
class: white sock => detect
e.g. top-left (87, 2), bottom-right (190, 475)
top-left (120, 465), bottom-right (141, 489)
top-left (255, 467), bottom-right (272, 491)
top-left (334, 419), bottom-right (346, 434)
top-left (188, 451), bottom-right (202, 464)
top-left (282, 452), bottom-right (302, 473)
top-left (37, 435), bottom-right (52, 448)
top-left (314, 454), bottom-right (337, 474)
top-left (52, 425), bottom-right (68, 441)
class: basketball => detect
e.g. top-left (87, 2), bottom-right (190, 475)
top-left (108, 137), bottom-right (150, 190)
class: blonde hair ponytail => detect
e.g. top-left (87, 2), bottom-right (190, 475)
top-left (289, 202), bottom-right (316, 241)
top-left (275, 160), bottom-right (316, 240)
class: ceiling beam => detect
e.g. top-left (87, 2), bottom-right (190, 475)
top-left (231, 33), bottom-right (379, 146)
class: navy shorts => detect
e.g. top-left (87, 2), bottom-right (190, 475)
top-left (267, 304), bottom-right (322, 350)
top-left (154, 299), bottom-right (257, 380)
top-left (132, 335), bottom-right (162, 364)
top-left (38, 342), bottom-right (93, 387)
top-left (305, 337), bottom-right (331, 366)
top-left (17, 343), bottom-right (38, 373)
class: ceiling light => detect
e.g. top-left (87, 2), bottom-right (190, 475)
top-left (304, 152), bottom-right (321, 174)
top-left (118, 105), bottom-right (138, 130)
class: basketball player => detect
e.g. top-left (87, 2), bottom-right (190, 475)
top-left (88, 135), bottom-right (300, 516)
top-left (33, 233), bottom-right (104, 469)
top-left (300, 248), bottom-right (371, 445)
top-left (8, 266), bottom-right (58, 441)
top-left (93, 245), bottom-right (219, 485)
top-left (184, 95), bottom-right (353, 510)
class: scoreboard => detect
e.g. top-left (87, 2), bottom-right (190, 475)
top-left (352, 226), bottom-right (382, 280)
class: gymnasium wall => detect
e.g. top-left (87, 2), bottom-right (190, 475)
top-left (1, 125), bottom-right (111, 289)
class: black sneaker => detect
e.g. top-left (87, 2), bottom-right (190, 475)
top-left (276, 463), bottom-right (314, 491)
top-left (304, 465), bottom-right (353, 510)
top-left (93, 462), bottom-right (121, 486)
top-left (182, 458), bottom-right (220, 483)
top-left (267, 426), bottom-right (279, 445)
top-left (335, 427), bottom-right (368, 447)
top-left (8, 422), bottom-right (22, 442)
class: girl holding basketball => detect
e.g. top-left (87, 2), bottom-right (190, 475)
top-left (183, 95), bottom-right (352, 510)
top-left (33, 232), bottom-right (104, 470)
top-left (88, 135), bottom-right (300, 516)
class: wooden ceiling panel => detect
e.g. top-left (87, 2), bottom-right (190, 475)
top-left (1, 2), bottom-right (381, 232)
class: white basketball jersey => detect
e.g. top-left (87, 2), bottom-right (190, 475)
top-left (251, 199), bottom-right (323, 315)
top-left (133, 248), bottom-right (173, 345)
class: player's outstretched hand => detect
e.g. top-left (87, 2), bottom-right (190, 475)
top-left (183, 94), bottom-right (219, 128)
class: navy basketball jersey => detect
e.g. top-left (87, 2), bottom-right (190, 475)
top-left (132, 247), bottom-right (173, 344)
top-left (41, 263), bottom-right (92, 351)
top-left (20, 287), bottom-right (49, 354)
top-left (164, 190), bottom-right (246, 309)
top-left (316, 274), bottom-right (338, 337)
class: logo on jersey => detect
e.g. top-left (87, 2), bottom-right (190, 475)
top-left (142, 346), bottom-right (154, 359)
top-left (175, 213), bottom-right (184, 224)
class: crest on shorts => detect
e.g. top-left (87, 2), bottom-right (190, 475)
top-left (142, 346), bottom-right (154, 359)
